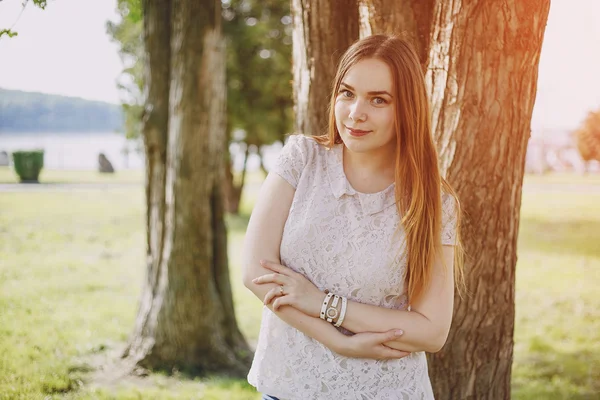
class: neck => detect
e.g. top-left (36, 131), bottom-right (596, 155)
top-left (343, 143), bottom-right (396, 182)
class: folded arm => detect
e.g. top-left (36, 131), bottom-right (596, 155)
top-left (257, 245), bottom-right (456, 353)
top-left (333, 245), bottom-right (456, 353)
top-left (242, 173), bottom-right (408, 359)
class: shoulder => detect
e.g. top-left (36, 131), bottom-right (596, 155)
top-left (272, 134), bottom-right (326, 188)
top-left (280, 134), bottom-right (329, 167)
top-left (284, 134), bottom-right (323, 155)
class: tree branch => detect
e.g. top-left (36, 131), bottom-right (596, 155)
top-left (0, 0), bottom-right (48, 39)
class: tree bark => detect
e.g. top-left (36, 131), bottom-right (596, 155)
top-left (291, 0), bottom-right (360, 136)
top-left (360, 0), bottom-right (434, 68)
top-left (123, 0), bottom-right (251, 377)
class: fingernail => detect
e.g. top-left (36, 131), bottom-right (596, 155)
top-left (260, 260), bottom-right (265, 265)
top-left (252, 278), bottom-right (257, 282)
top-left (395, 330), bottom-right (403, 336)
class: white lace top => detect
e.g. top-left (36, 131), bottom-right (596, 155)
top-left (247, 134), bottom-right (457, 400)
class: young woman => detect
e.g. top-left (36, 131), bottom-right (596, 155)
top-left (242, 34), bottom-right (463, 400)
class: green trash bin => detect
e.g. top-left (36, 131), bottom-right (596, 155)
top-left (12, 150), bottom-right (45, 183)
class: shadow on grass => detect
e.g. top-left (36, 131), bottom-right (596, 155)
top-left (64, 357), bottom-right (257, 399)
top-left (518, 218), bottom-right (600, 259)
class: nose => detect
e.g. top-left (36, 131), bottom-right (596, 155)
top-left (348, 99), bottom-right (367, 122)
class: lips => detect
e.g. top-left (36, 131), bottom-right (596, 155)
top-left (345, 125), bottom-right (372, 137)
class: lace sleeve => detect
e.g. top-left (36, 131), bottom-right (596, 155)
top-left (270, 135), bottom-right (310, 189)
top-left (441, 193), bottom-right (458, 246)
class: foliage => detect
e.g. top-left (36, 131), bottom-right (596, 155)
top-left (0, 89), bottom-right (123, 132)
top-left (11, 149), bottom-right (44, 182)
top-left (223, 0), bottom-right (294, 147)
top-left (31, 0), bottom-right (48, 7)
top-left (106, 0), bottom-right (293, 146)
top-left (106, 0), bottom-right (144, 140)
top-left (0, 0), bottom-right (49, 38)
top-left (575, 110), bottom-right (600, 162)
top-left (0, 29), bottom-right (18, 38)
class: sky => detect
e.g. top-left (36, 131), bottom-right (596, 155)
top-left (0, 0), bottom-right (122, 103)
top-left (0, 0), bottom-right (599, 134)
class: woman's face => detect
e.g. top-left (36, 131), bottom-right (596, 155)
top-left (334, 57), bottom-right (396, 156)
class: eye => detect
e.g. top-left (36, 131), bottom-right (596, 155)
top-left (340, 89), bottom-right (354, 98)
top-left (372, 97), bottom-right (387, 105)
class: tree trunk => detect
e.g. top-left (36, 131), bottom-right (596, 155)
top-left (123, 0), bottom-right (251, 377)
top-left (291, 0), bottom-right (360, 136)
top-left (258, 145), bottom-right (269, 177)
top-left (123, 0), bottom-right (171, 370)
top-left (425, 3), bottom-right (549, 397)
top-left (303, 0), bottom-right (550, 397)
top-left (359, 0), bottom-right (434, 68)
top-left (223, 143), bottom-right (249, 214)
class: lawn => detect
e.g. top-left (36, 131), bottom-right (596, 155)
top-left (0, 173), bottom-right (598, 399)
top-left (0, 166), bottom-right (266, 187)
top-left (0, 166), bottom-right (144, 184)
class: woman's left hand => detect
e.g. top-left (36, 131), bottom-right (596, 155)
top-left (252, 260), bottom-right (326, 318)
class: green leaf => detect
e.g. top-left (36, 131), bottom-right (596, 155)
top-left (0, 29), bottom-right (18, 38)
top-left (32, 0), bottom-right (48, 9)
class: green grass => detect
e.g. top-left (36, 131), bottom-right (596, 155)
top-left (0, 187), bottom-right (263, 399)
top-left (0, 166), bottom-right (267, 186)
top-left (523, 172), bottom-right (600, 186)
top-left (0, 173), bottom-right (598, 399)
top-left (0, 166), bottom-right (144, 184)
top-left (513, 191), bottom-right (600, 399)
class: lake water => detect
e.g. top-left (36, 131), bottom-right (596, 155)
top-left (0, 132), bottom-right (280, 171)
top-left (0, 132), bottom-right (144, 170)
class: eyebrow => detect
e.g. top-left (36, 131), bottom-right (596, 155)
top-left (340, 82), bottom-right (393, 97)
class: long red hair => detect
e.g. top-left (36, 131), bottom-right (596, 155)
top-left (313, 34), bottom-right (464, 304)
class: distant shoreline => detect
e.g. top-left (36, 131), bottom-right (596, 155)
top-left (0, 88), bottom-right (124, 133)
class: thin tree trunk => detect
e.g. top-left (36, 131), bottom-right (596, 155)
top-left (123, 0), bottom-right (251, 376)
top-left (238, 144), bottom-right (250, 200)
top-left (123, 0), bottom-right (171, 366)
top-left (291, 0), bottom-right (360, 136)
top-left (223, 143), bottom-right (249, 214)
top-left (258, 146), bottom-right (269, 177)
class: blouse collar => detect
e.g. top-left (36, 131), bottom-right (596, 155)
top-left (325, 143), bottom-right (397, 216)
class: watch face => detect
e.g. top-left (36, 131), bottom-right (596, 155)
top-left (326, 307), bottom-right (339, 319)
